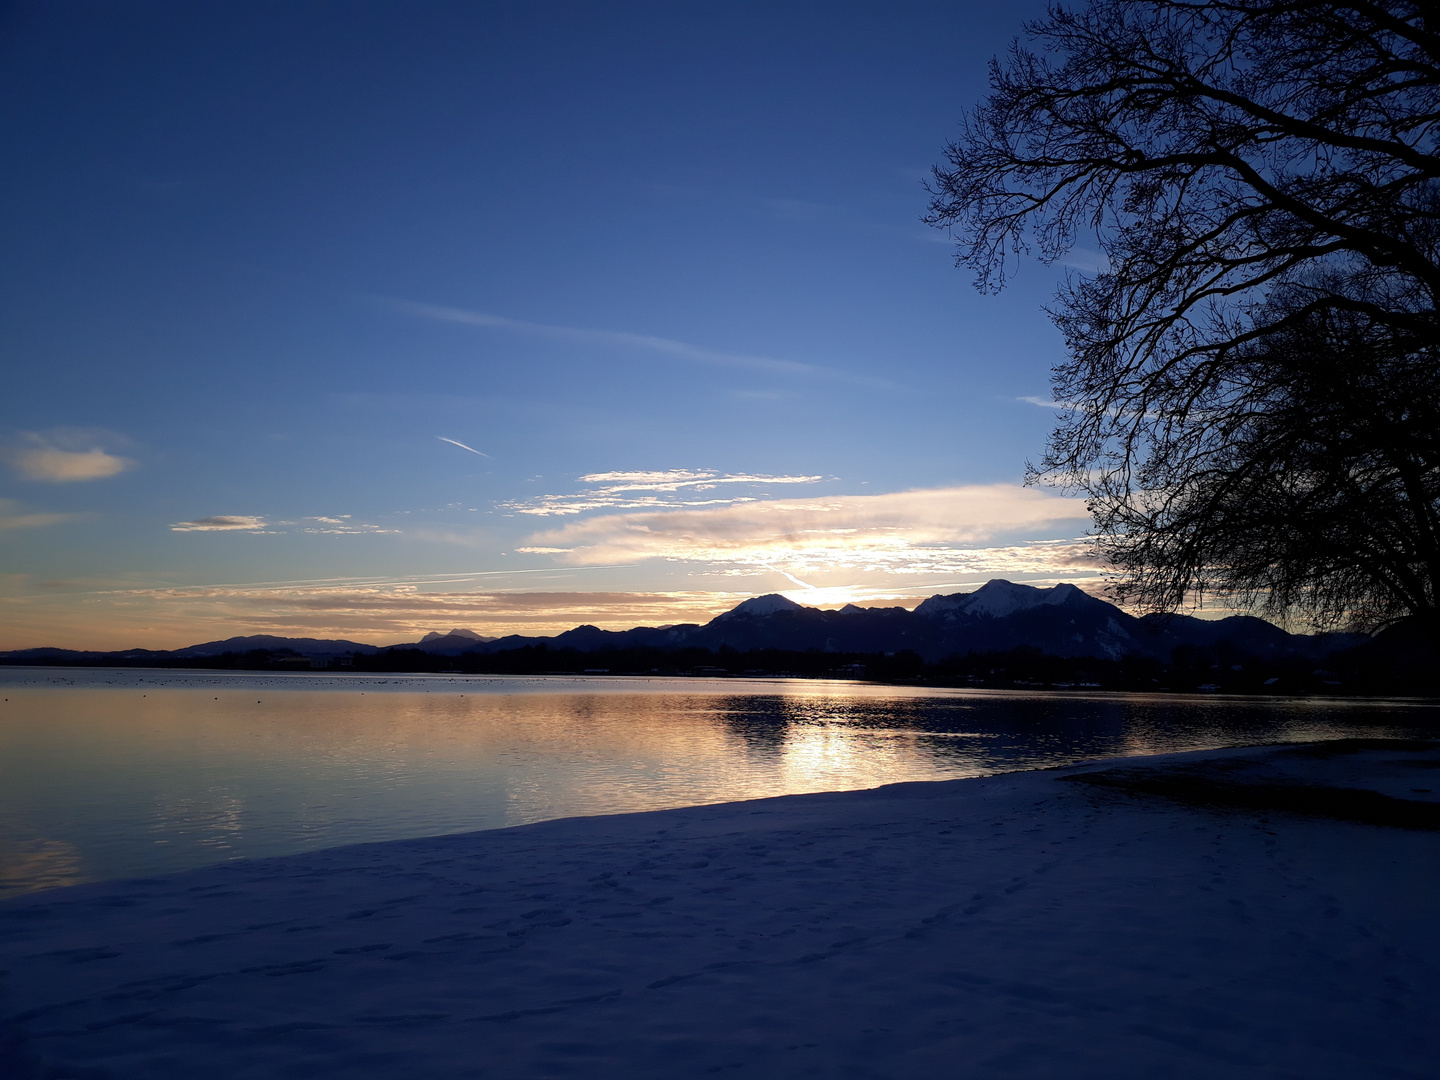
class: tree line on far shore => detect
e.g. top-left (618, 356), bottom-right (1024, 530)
top-left (8, 634), bottom-right (1432, 695)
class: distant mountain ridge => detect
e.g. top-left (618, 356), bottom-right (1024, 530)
top-left (419, 628), bottom-right (494, 644)
top-left (172, 635), bottom-right (382, 658)
top-left (0, 580), bottom-right (1363, 666)
top-left (454, 579), bottom-right (1355, 664)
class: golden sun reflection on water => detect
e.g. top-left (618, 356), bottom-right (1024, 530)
top-left (776, 725), bottom-right (904, 790)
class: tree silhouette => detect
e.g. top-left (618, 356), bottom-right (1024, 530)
top-left (928, 0), bottom-right (1440, 638)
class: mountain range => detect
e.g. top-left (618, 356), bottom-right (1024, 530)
top-left (0, 580), bottom-right (1363, 667)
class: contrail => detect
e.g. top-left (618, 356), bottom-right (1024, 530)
top-left (383, 297), bottom-right (903, 390)
top-left (763, 563), bottom-right (817, 590)
top-left (437, 436), bottom-right (491, 458)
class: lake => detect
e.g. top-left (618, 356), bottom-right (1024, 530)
top-left (2, 666), bottom-right (1436, 900)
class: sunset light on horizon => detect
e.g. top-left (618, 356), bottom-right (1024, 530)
top-left (5, 7), bottom-right (1436, 1078)
top-left (0, 0), bottom-right (1097, 650)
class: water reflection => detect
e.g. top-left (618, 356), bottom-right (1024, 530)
top-left (0, 838), bottom-right (83, 895)
top-left (149, 790), bottom-right (246, 854)
top-left (0, 670), bottom-right (1436, 899)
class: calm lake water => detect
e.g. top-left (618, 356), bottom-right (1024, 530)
top-left (2, 666), bottom-right (1437, 899)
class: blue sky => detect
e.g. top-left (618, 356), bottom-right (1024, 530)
top-left (0, 0), bottom-right (1104, 648)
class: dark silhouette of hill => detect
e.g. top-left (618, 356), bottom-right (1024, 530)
top-left (171, 635), bottom-right (382, 658)
top-left (417, 580), bottom-right (1360, 664)
top-left (2, 580), bottom-right (1398, 692)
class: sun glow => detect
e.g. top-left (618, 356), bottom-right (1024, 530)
top-left (779, 584), bottom-right (872, 608)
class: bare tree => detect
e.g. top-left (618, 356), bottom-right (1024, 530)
top-left (928, 0), bottom-right (1440, 638)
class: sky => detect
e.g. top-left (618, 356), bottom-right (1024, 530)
top-left (0, 0), bottom-right (1110, 650)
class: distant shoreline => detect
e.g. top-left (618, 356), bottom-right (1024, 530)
top-left (11, 580), bottom-right (1435, 695)
top-left (2, 653), bottom-right (1435, 699)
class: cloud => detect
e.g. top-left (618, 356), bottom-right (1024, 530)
top-left (578, 470), bottom-right (820, 491)
top-left (170, 515), bottom-right (269, 532)
top-left (515, 484), bottom-right (1095, 575)
top-left (10, 449), bottom-right (130, 482)
top-left (1019, 394), bottom-right (1156, 423)
top-left (0, 562), bottom-right (1128, 651)
top-left (1058, 247), bottom-right (1111, 274)
top-left (437, 436), bottom-right (491, 458)
top-left (0, 573), bottom-right (761, 649)
top-left (300, 516), bottom-right (399, 535)
top-left (384, 298), bottom-right (899, 389)
top-left (183, 588), bottom-right (739, 635)
top-left (502, 469), bottom-right (825, 516)
top-left (4, 431), bottom-right (134, 482)
top-left (0, 498), bottom-right (79, 531)
top-left (168, 514), bottom-right (398, 535)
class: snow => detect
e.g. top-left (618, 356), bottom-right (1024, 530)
top-left (915, 579), bottom-right (1081, 620)
top-left (712, 594), bottom-right (805, 620)
top-left (2, 741), bottom-right (1437, 1079)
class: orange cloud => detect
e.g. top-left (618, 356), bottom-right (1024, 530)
top-left (4, 430), bottom-right (134, 482)
top-left (0, 579), bottom-right (753, 650)
top-left (516, 484), bottom-right (1093, 573)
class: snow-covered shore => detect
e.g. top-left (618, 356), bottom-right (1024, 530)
top-left (2, 741), bottom-right (1437, 1079)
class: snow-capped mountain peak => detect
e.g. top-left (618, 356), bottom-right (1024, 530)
top-left (916, 580), bottom-right (1083, 619)
top-left (712, 594), bottom-right (807, 622)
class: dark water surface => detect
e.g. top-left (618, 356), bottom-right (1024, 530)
top-left (2, 667), bottom-right (1436, 899)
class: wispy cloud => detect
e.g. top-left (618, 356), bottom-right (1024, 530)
top-left (515, 484), bottom-right (1096, 576)
top-left (300, 516), bottom-right (399, 535)
top-left (502, 469), bottom-right (826, 516)
top-left (4, 430), bottom-right (134, 482)
top-left (1018, 395), bottom-right (1063, 410)
top-left (0, 498), bottom-right (80, 532)
top-left (437, 436), bottom-right (491, 458)
top-left (170, 515), bottom-right (271, 532)
top-left (0, 556), bottom-right (1119, 651)
top-left (384, 298), bottom-right (899, 389)
top-left (170, 514), bottom-right (398, 535)
top-left (1019, 394), bottom-right (1156, 421)
top-left (1058, 247), bottom-right (1111, 274)
top-left (0, 571), bottom-right (748, 649)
